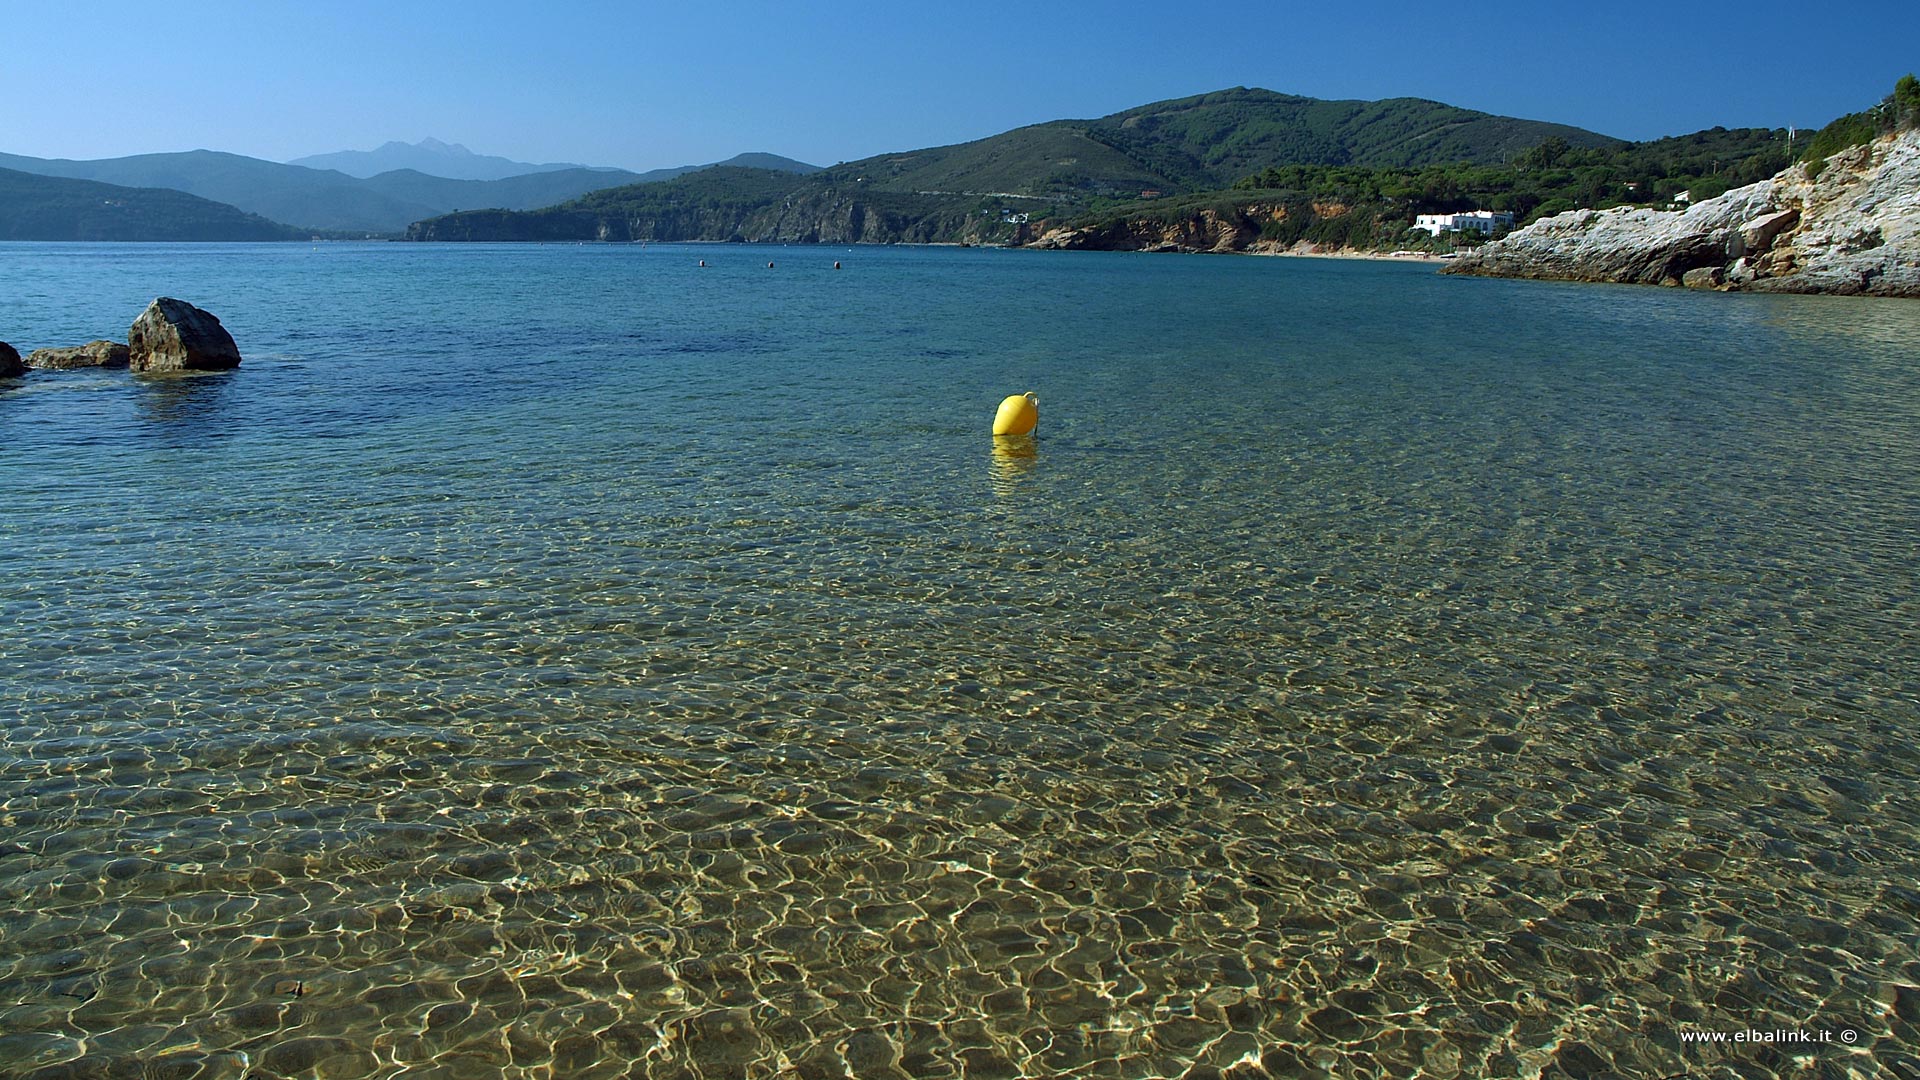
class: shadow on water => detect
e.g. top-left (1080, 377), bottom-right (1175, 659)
top-left (134, 371), bottom-right (237, 432)
top-left (989, 435), bottom-right (1037, 497)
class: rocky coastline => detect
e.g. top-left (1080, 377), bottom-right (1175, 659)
top-left (1025, 205), bottom-right (1278, 254)
top-left (1021, 203), bottom-right (1434, 259)
top-left (1443, 129), bottom-right (1920, 298)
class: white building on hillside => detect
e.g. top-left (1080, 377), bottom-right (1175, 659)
top-left (1414, 211), bottom-right (1516, 236)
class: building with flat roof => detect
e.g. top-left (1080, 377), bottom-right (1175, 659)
top-left (1414, 211), bottom-right (1516, 236)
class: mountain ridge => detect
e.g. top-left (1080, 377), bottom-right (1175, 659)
top-left (410, 87), bottom-right (1625, 243)
top-left (288, 137), bottom-right (616, 181)
top-left (0, 168), bottom-right (306, 241)
top-left (0, 149), bottom-right (440, 233)
top-left (821, 88), bottom-right (1622, 201)
top-left (0, 149), bottom-right (820, 234)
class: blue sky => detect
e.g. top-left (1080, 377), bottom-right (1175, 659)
top-left (6, 1), bottom-right (1916, 169)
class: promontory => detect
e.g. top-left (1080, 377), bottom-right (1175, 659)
top-left (1443, 128), bottom-right (1920, 298)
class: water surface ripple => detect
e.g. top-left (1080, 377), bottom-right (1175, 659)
top-left (2, 243), bottom-right (1918, 1078)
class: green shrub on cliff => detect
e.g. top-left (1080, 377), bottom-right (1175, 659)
top-left (1802, 73), bottom-right (1918, 176)
top-left (1896, 74), bottom-right (1920, 131)
top-left (1803, 112), bottom-right (1881, 176)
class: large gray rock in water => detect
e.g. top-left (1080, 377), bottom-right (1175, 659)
top-left (27, 340), bottom-right (130, 370)
top-left (0, 342), bottom-right (22, 377)
top-left (128, 297), bottom-right (241, 372)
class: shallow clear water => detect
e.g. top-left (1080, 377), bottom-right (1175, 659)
top-left (3, 242), bottom-right (1918, 1079)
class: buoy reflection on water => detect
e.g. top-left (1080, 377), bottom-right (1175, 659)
top-left (989, 435), bottom-right (1036, 496)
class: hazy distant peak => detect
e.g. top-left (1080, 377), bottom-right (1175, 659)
top-left (365, 138), bottom-right (474, 157)
top-left (288, 138), bottom-right (600, 181)
top-left (716, 152), bottom-right (823, 174)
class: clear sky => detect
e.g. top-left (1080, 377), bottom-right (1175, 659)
top-left (6, 1), bottom-right (1916, 170)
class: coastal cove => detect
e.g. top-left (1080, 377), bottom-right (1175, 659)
top-left (4, 242), bottom-right (1920, 1078)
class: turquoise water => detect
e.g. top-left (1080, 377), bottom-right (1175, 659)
top-left (3, 242), bottom-right (1918, 1078)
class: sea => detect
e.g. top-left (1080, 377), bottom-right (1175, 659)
top-left (2, 242), bottom-right (1917, 1079)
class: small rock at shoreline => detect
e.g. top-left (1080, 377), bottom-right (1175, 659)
top-left (1682, 266), bottom-right (1726, 290)
top-left (0, 342), bottom-right (22, 378)
top-left (129, 297), bottom-right (241, 373)
top-left (27, 340), bottom-right (131, 370)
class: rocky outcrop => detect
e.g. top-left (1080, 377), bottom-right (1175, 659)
top-left (128, 298), bottom-right (241, 372)
top-left (1445, 128), bottom-right (1920, 297)
top-left (408, 187), bottom-right (1020, 246)
top-left (1029, 205), bottom-right (1277, 253)
top-left (0, 342), bottom-right (22, 378)
top-left (1024, 202), bottom-right (1392, 256)
top-left (26, 340), bottom-right (130, 370)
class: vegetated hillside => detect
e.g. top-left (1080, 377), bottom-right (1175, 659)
top-left (359, 154), bottom-right (822, 215)
top-left (1087, 88), bottom-right (1620, 175)
top-left (1606, 126), bottom-right (1798, 201)
top-left (407, 168), bottom-right (799, 241)
top-left (829, 87), bottom-right (1618, 200)
top-left (826, 123), bottom-right (1191, 200)
top-left (1795, 73), bottom-right (1920, 175)
top-left (0, 150), bottom-right (437, 233)
top-left (719, 153), bottom-right (823, 176)
top-left (407, 87), bottom-right (1621, 243)
top-left (0, 168), bottom-right (305, 241)
top-left (407, 167), bottom-right (986, 244)
top-left (358, 167), bottom-right (650, 214)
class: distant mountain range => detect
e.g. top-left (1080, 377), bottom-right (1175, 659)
top-left (0, 150), bottom-right (437, 234)
top-left (287, 138), bottom-right (826, 186)
top-left (287, 138), bottom-right (620, 181)
top-left (0, 148), bottom-right (820, 235)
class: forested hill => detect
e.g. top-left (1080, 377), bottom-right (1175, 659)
top-left (409, 87), bottom-right (1620, 242)
top-left (1082, 88), bottom-right (1615, 179)
top-left (406, 167), bottom-right (994, 244)
top-left (0, 150), bottom-right (443, 234)
top-left (825, 88), bottom-right (1620, 200)
top-left (0, 168), bottom-right (306, 241)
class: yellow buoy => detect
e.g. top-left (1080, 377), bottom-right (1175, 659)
top-left (992, 392), bottom-right (1039, 437)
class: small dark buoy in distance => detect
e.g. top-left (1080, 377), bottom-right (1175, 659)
top-left (698, 260), bottom-right (706, 267)
top-left (768, 261), bottom-right (775, 269)
top-left (834, 261), bottom-right (841, 270)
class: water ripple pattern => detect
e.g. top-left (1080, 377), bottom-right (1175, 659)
top-left (2, 242), bottom-right (1919, 1079)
